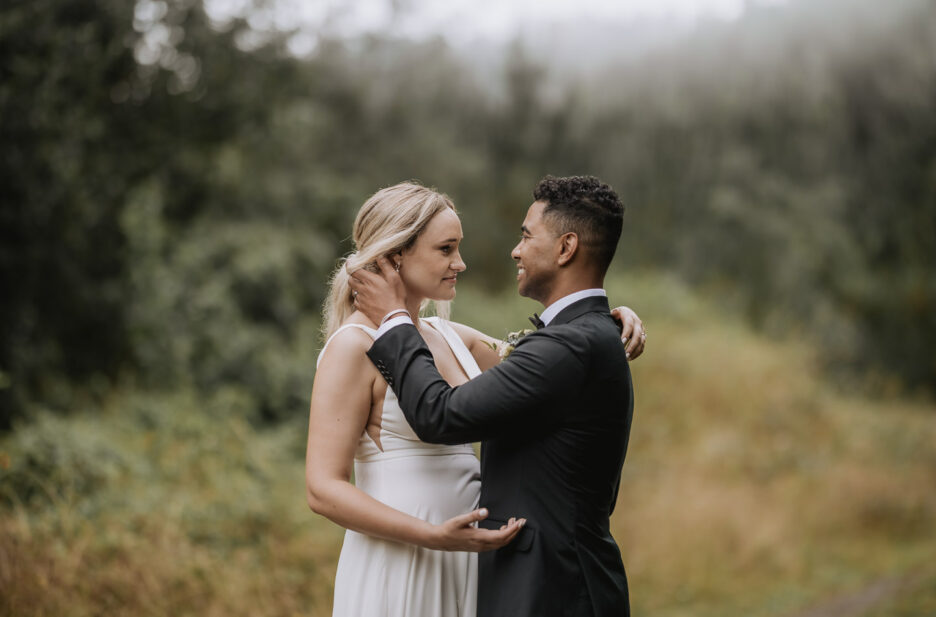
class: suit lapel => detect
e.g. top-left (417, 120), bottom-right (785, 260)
top-left (548, 296), bottom-right (611, 326)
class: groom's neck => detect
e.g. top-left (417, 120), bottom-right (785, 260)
top-left (540, 271), bottom-right (604, 308)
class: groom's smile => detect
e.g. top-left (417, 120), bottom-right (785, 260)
top-left (511, 201), bottom-right (557, 303)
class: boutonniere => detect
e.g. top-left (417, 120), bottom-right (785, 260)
top-left (485, 328), bottom-right (535, 361)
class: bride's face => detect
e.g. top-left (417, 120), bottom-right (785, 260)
top-left (398, 208), bottom-right (466, 301)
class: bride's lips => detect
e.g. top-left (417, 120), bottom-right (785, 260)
top-left (443, 276), bottom-right (457, 284)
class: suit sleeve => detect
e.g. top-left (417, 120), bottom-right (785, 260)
top-left (367, 323), bottom-right (586, 444)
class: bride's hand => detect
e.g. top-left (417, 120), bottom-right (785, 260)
top-left (430, 508), bottom-right (525, 552)
top-left (611, 306), bottom-right (646, 360)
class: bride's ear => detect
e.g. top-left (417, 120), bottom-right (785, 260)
top-left (389, 252), bottom-right (402, 270)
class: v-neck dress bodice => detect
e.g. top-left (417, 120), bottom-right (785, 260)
top-left (318, 317), bottom-right (482, 617)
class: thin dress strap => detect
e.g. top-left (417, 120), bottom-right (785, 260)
top-left (422, 317), bottom-right (482, 379)
top-left (317, 323), bottom-right (377, 369)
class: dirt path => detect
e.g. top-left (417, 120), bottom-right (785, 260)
top-left (785, 574), bottom-right (919, 617)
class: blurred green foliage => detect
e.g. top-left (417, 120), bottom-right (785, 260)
top-left (1, 0), bottom-right (934, 426)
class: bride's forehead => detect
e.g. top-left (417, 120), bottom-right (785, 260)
top-left (421, 209), bottom-right (462, 237)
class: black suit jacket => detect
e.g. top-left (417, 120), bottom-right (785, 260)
top-left (368, 296), bottom-right (633, 617)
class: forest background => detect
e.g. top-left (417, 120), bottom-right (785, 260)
top-left (1, 0), bottom-right (934, 615)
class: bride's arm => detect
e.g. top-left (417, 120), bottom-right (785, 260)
top-left (305, 327), bottom-right (523, 551)
top-left (447, 322), bottom-right (502, 371)
top-left (448, 305), bottom-right (647, 371)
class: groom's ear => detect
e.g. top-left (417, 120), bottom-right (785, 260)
top-left (556, 232), bottom-right (579, 266)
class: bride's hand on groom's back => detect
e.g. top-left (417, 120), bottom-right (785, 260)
top-left (611, 306), bottom-right (647, 360)
top-left (429, 508), bottom-right (525, 552)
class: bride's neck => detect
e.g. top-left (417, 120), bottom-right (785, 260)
top-left (405, 296), bottom-right (423, 328)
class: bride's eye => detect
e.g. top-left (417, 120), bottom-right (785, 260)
top-left (440, 245), bottom-right (451, 254)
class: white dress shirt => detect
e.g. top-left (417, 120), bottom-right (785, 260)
top-left (375, 312), bottom-right (415, 338)
top-left (538, 288), bottom-right (607, 326)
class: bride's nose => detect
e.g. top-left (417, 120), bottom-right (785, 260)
top-left (451, 253), bottom-right (466, 272)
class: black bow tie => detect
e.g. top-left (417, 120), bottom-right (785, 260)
top-left (529, 312), bottom-right (545, 329)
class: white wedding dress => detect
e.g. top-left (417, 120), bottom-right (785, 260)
top-left (319, 317), bottom-right (482, 617)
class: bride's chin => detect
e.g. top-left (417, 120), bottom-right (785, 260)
top-left (430, 289), bottom-right (456, 301)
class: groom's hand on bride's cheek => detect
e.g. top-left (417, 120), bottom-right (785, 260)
top-left (432, 508), bottom-right (525, 553)
top-left (349, 256), bottom-right (407, 324)
top-left (375, 256), bottom-right (407, 302)
top-left (611, 306), bottom-right (646, 360)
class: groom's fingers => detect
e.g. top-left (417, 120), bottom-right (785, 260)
top-left (376, 256), bottom-right (397, 278)
top-left (348, 267), bottom-right (387, 306)
top-left (348, 270), bottom-right (370, 299)
top-left (377, 256), bottom-right (406, 293)
top-left (349, 267), bottom-right (378, 286)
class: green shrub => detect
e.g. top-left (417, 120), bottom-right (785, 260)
top-left (123, 191), bottom-right (330, 423)
top-left (0, 411), bottom-right (129, 509)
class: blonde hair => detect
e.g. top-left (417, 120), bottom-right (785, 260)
top-left (322, 182), bottom-right (456, 340)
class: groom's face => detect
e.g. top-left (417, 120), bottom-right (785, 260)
top-left (511, 201), bottom-right (558, 303)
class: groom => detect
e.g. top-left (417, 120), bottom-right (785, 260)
top-left (350, 175), bottom-right (634, 616)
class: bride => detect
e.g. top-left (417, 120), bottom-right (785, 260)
top-left (305, 182), bottom-right (645, 616)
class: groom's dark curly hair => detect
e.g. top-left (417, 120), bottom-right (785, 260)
top-left (533, 175), bottom-right (624, 273)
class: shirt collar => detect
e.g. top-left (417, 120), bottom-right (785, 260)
top-left (540, 288), bottom-right (607, 326)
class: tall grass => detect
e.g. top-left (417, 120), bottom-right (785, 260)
top-left (2, 273), bottom-right (934, 616)
top-left (0, 391), bottom-right (341, 617)
top-left (602, 277), bottom-right (936, 616)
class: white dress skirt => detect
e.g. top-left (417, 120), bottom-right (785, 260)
top-left (319, 318), bottom-right (482, 617)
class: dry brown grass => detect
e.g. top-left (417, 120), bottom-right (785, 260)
top-left (0, 392), bottom-right (344, 617)
top-left (608, 280), bottom-right (936, 616)
top-left (2, 275), bottom-right (934, 616)
top-left (0, 514), bottom-right (341, 617)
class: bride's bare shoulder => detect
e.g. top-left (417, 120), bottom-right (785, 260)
top-left (344, 311), bottom-right (379, 331)
top-left (317, 314), bottom-right (379, 372)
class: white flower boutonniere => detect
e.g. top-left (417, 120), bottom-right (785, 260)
top-left (485, 328), bottom-right (535, 361)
